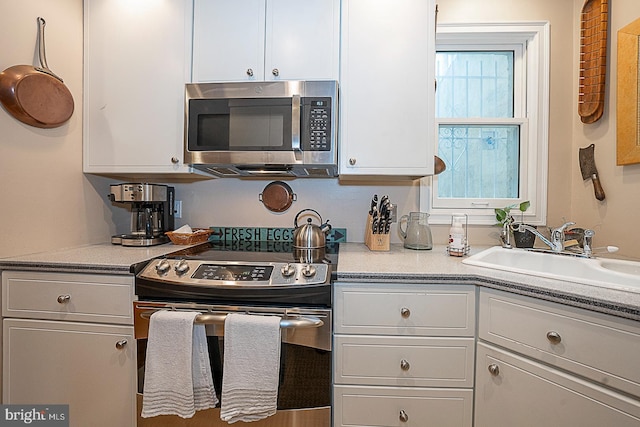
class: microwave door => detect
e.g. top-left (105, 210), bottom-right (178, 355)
top-left (228, 98), bottom-right (293, 151)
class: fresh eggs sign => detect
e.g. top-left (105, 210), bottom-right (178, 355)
top-left (0, 405), bottom-right (68, 426)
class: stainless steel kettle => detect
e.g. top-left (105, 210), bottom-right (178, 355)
top-left (293, 209), bottom-right (332, 249)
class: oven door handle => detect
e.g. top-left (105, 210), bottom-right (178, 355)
top-left (139, 310), bottom-right (323, 329)
top-left (195, 312), bottom-right (323, 329)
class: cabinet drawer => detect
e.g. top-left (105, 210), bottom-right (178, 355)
top-left (334, 385), bottom-right (473, 427)
top-left (2, 271), bottom-right (134, 325)
top-left (479, 288), bottom-right (640, 397)
top-left (334, 284), bottom-right (475, 336)
top-left (476, 342), bottom-right (640, 427)
top-left (334, 335), bottom-right (474, 387)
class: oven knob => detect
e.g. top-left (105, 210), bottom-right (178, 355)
top-left (281, 263), bottom-right (296, 278)
top-left (174, 260), bottom-right (190, 276)
top-left (155, 259), bottom-right (171, 275)
top-left (301, 264), bottom-right (316, 278)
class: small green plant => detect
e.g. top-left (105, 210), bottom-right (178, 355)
top-left (495, 201), bottom-right (530, 228)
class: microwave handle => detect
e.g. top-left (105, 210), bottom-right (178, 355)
top-left (292, 94), bottom-right (301, 153)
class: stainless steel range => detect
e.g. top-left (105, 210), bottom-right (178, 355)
top-left (135, 241), bottom-right (335, 307)
top-left (133, 241), bottom-right (337, 427)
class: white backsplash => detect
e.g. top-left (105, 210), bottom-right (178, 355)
top-left (172, 178), bottom-right (421, 243)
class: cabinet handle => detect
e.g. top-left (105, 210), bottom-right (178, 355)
top-left (400, 307), bottom-right (411, 318)
top-left (272, 68), bottom-right (279, 77)
top-left (349, 157), bottom-right (357, 166)
top-left (399, 409), bottom-right (409, 422)
top-left (546, 331), bottom-right (562, 344)
top-left (488, 364), bottom-right (500, 376)
top-left (115, 339), bottom-right (128, 350)
top-left (246, 68), bottom-right (254, 77)
top-left (170, 157), bottom-right (179, 164)
top-left (400, 359), bottom-right (410, 371)
top-left (57, 294), bottom-right (71, 304)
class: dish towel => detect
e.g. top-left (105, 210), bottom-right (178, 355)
top-left (141, 310), bottom-right (218, 419)
top-left (220, 313), bottom-right (282, 423)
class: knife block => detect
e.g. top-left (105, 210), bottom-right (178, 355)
top-left (365, 215), bottom-right (390, 251)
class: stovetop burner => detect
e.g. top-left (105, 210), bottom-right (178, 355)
top-left (134, 241), bottom-right (338, 307)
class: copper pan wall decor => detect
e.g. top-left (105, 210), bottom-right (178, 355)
top-left (616, 17), bottom-right (640, 165)
top-left (0, 17), bottom-right (74, 128)
top-left (578, 0), bottom-right (608, 124)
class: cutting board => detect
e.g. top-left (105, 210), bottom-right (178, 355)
top-left (578, 0), bottom-right (608, 124)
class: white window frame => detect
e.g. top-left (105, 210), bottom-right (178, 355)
top-left (420, 22), bottom-right (550, 226)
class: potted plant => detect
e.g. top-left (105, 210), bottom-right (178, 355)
top-left (495, 201), bottom-right (536, 248)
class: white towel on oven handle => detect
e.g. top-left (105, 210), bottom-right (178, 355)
top-left (220, 313), bottom-right (281, 423)
top-left (141, 310), bottom-right (218, 419)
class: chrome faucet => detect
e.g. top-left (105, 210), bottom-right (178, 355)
top-left (500, 217), bottom-right (514, 249)
top-left (582, 229), bottom-right (595, 257)
top-left (516, 221), bottom-right (575, 253)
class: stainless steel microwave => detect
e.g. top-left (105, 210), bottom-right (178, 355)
top-left (184, 80), bottom-right (338, 178)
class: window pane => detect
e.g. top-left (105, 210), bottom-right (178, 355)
top-left (437, 125), bottom-right (520, 199)
top-left (436, 51), bottom-right (514, 118)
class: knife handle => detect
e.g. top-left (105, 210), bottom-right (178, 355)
top-left (592, 173), bottom-right (605, 201)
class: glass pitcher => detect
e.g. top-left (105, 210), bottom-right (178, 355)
top-left (399, 212), bottom-right (433, 250)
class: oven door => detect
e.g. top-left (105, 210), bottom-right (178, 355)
top-left (134, 301), bottom-right (331, 427)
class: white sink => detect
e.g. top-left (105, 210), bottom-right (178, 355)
top-left (463, 246), bottom-right (640, 293)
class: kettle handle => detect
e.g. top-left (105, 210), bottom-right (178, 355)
top-left (294, 209), bottom-right (322, 228)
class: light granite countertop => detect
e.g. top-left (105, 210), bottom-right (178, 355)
top-left (1, 242), bottom-right (638, 321)
top-left (336, 243), bottom-right (640, 321)
top-left (0, 243), bottom-right (184, 275)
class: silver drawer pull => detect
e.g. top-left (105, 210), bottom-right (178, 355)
top-left (488, 364), bottom-right (500, 376)
top-left (400, 359), bottom-right (410, 371)
top-left (400, 307), bottom-right (411, 318)
top-left (115, 339), bottom-right (128, 350)
top-left (57, 294), bottom-right (71, 304)
top-left (399, 409), bottom-right (409, 422)
top-left (546, 331), bottom-right (562, 344)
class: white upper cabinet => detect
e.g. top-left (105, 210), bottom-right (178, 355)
top-left (339, 0), bottom-right (436, 177)
top-left (192, 0), bottom-right (340, 82)
top-left (83, 0), bottom-right (197, 175)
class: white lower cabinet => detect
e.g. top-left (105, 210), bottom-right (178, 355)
top-left (2, 271), bottom-right (136, 427)
top-left (476, 288), bottom-right (640, 427)
top-left (333, 283), bottom-right (475, 426)
top-left (334, 385), bottom-right (473, 427)
top-left (476, 342), bottom-right (640, 426)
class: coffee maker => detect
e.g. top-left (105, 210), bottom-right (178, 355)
top-left (109, 183), bottom-right (175, 246)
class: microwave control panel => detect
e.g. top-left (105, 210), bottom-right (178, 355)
top-left (302, 98), bottom-right (332, 151)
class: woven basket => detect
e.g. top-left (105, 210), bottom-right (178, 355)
top-left (165, 228), bottom-right (213, 245)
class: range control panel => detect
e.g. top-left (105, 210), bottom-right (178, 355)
top-left (139, 259), bottom-right (330, 287)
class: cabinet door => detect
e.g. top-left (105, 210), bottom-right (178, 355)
top-left (339, 0), bottom-right (436, 176)
top-left (334, 283), bottom-right (476, 337)
top-left (193, 0), bottom-right (340, 82)
top-left (265, 0), bottom-right (340, 81)
top-left (3, 319), bottom-right (136, 427)
top-left (334, 385), bottom-right (473, 427)
top-left (475, 342), bottom-right (640, 427)
top-left (193, 0), bottom-right (266, 82)
top-left (84, 0), bottom-right (195, 174)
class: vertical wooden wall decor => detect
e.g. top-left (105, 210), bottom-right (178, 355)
top-left (617, 18), bottom-right (640, 165)
top-left (579, 0), bottom-right (608, 124)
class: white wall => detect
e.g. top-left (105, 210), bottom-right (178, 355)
top-left (0, 0), bottom-right (120, 258)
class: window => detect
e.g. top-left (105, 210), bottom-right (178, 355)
top-left (420, 22), bottom-right (550, 226)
